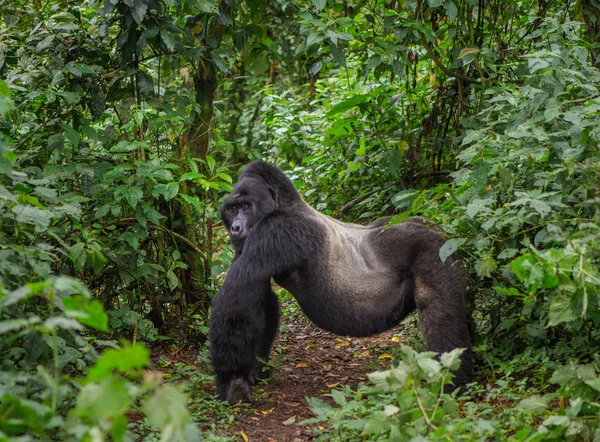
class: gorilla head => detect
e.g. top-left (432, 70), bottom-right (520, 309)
top-left (220, 176), bottom-right (277, 255)
top-left (209, 161), bottom-right (473, 404)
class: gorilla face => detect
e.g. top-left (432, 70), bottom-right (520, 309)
top-left (221, 177), bottom-right (277, 254)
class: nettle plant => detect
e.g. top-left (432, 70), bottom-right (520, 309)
top-left (0, 85), bottom-right (197, 441)
top-left (304, 346), bottom-right (504, 441)
top-left (403, 19), bottom-right (600, 347)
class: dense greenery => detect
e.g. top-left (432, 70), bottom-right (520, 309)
top-left (0, 0), bottom-right (598, 440)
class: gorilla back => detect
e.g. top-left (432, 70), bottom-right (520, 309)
top-left (209, 161), bottom-right (472, 403)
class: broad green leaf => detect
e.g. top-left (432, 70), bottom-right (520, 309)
top-left (445, 0), bottom-right (458, 20)
top-left (439, 238), bottom-right (466, 263)
top-left (164, 182), bottom-right (179, 201)
top-left (69, 242), bottom-right (87, 273)
top-left (132, 0), bottom-right (148, 23)
top-left (142, 385), bottom-right (191, 433)
top-left (440, 348), bottom-right (464, 370)
top-left (329, 43), bottom-right (346, 67)
top-left (75, 377), bottom-right (131, 419)
top-left (87, 344), bottom-right (150, 381)
top-left (518, 395), bottom-right (549, 413)
top-left (12, 205), bottom-right (53, 232)
top-left (330, 389), bottom-right (346, 406)
top-left (548, 296), bottom-right (577, 327)
top-left (310, 0), bottom-right (326, 11)
top-left (124, 186), bottom-right (143, 209)
top-left (161, 30), bottom-right (175, 51)
top-left (326, 94), bottom-right (370, 117)
top-left (211, 52), bottom-right (229, 73)
top-left (63, 295), bottom-right (109, 332)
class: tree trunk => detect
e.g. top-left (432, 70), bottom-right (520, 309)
top-left (178, 61), bottom-right (218, 310)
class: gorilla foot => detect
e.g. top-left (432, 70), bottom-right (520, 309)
top-left (222, 376), bottom-right (253, 404)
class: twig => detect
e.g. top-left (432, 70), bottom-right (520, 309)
top-left (105, 218), bottom-right (207, 260)
top-left (339, 171), bottom-right (451, 213)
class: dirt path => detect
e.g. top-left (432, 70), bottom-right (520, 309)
top-left (225, 315), bottom-right (403, 441)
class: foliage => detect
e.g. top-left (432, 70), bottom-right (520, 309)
top-left (304, 347), bottom-right (504, 441)
top-left (1, 0), bottom-right (600, 439)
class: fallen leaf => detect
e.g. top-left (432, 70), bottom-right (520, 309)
top-left (296, 363), bottom-right (308, 368)
top-left (261, 407), bottom-right (274, 415)
top-left (326, 383), bottom-right (340, 388)
top-left (391, 336), bottom-right (400, 342)
top-left (240, 430), bottom-right (249, 442)
top-left (318, 426), bottom-right (325, 430)
top-left (379, 353), bottom-right (393, 359)
top-left (282, 416), bottom-right (296, 425)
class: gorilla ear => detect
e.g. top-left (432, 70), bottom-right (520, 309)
top-left (267, 185), bottom-right (278, 205)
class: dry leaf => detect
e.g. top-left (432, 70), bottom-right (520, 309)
top-left (239, 430), bottom-right (249, 442)
top-left (378, 353), bottom-right (393, 359)
top-left (296, 363), bottom-right (308, 368)
top-left (261, 407), bottom-right (274, 415)
top-left (282, 416), bottom-right (296, 425)
top-left (326, 383), bottom-right (340, 388)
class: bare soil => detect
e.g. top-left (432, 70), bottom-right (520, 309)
top-left (223, 314), bottom-right (404, 441)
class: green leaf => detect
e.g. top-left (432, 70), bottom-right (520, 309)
top-left (161, 30), bottom-right (175, 51)
top-left (132, 0), bottom-right (148, 23)
top-left (211, 52), bottom-right (229, 73)
top-left (75, 377), bottom-right (131, 420)
top-left (445, 0), bottom-right (458, 20)
top-left (63, 295), bottom-right (109, 332)
top-left (439, 238), bottom-right (465, 263)
top-left (12, 205), bottom-right (53, 232)
top-left (164, 182), bottom-right (179, 201)
top-left (306, 32), bottom-right (325, 48)
top-left (548, 295), bottom-right (577, 327)
top-left (518, 395), bottom-right (549, 413)
top-left (440, 348), bottom-right (464, 371)
top-left (310, 0), bottom-right (326, 11)
top-left (0, 317), bottom-right (41, 334)
top-left (178, 194), bottom-right (202, 215)
top-left (145, 207), bottom-right (165, 224)
top-left (330, 389), bottom-right (346, 406)
top-left (87, 344), bottom-right (150, 381)
top-left (69, 242), bottom-right (87, 273)
top-left (124, 186), bottom-right (143, 209)
top-left (111, 414), bottom-right (128, 442)
top-left (180, 172), bottom-right (204, 181)
top-left (329, 43), bottom-right (346, 67)
top-left (142, 385), bottom-right (191, 433)
top-left (250, 53), bottom-right (269, 75)
top-left (427, 0), bottom-right (443, 7)
top-left (56, 91), bottom-right (80, 105)
top-left (326, 94), bottom-right (370, 117)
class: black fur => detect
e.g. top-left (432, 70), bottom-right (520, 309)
top-left (209, 161), bottom-right (472, 403)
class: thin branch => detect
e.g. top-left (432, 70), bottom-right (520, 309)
top-left (106, 218), bottom-right (207, 260)
top-left (420, 36), bottom-right (475, 83)
top-left (339, 171), bottom-right (451, 214)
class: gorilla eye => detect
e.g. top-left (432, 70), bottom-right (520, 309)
top-left (241, 203), bottom-right (250, 210)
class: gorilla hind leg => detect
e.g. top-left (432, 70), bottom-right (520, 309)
top-left (413, 253), bottom-right (473, 386)
top-left (251, 289), bottom-right (280, 384)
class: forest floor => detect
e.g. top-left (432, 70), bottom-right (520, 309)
top-left (218, 313), bottom-right (409, 441)
top-left (147, 303), bottom-right (418, 442)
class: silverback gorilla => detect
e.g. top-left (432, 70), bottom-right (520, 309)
top-left (209, 161), bottom-right (472, 403)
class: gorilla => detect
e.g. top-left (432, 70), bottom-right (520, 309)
top-left (209, 161), bottom-right (472, 403)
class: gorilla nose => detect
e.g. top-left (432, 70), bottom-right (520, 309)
top-left (230, 221), bottom-right (243, 236)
